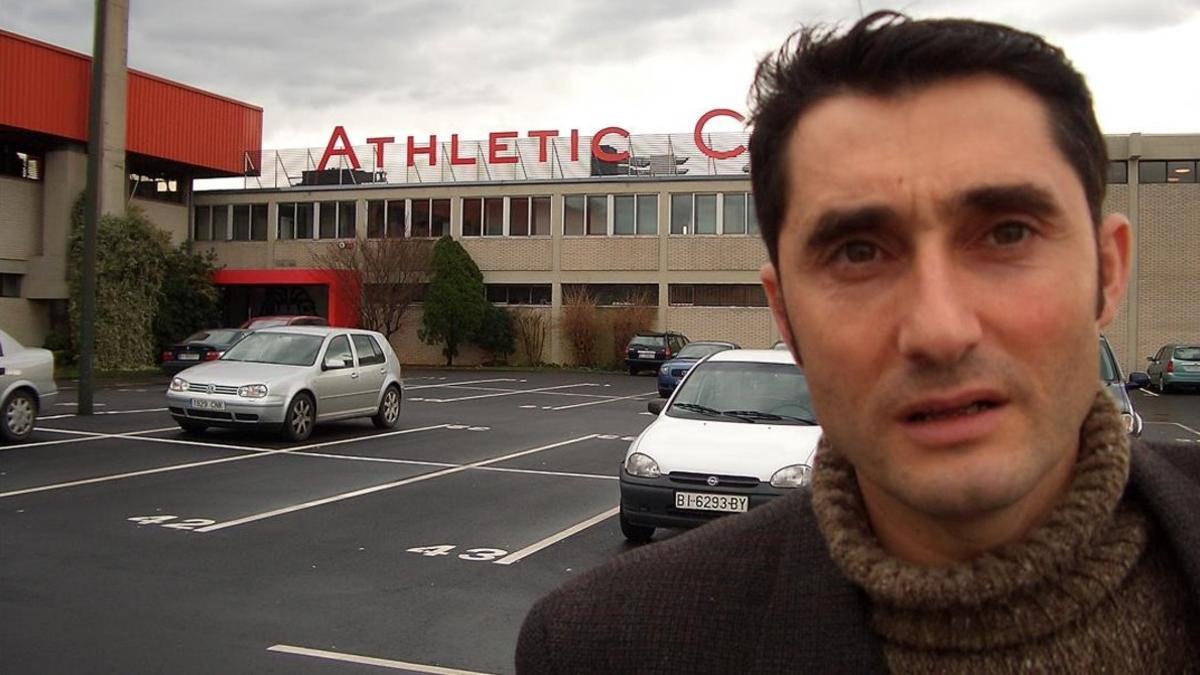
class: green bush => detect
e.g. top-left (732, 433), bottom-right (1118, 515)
top-left (419, 236), bottom-right (486, 366)
top-left (475, 304), bottom-right (515, 364)
top-left (154, 244), bottom-right (221, 353)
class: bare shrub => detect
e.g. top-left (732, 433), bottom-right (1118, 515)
top-left (311, 237), bottom-right (433, 340)
top-left (513, 308), bottom-right (549, 366)
top-left (559, 288), bottom-right (601, 367)
top-left (610, 290), bottom-right (657, 364)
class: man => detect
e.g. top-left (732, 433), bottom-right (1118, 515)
top-left (517, 11), bottom-right (1200, 673)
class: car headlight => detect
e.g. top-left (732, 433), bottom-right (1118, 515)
top-left (238, 384), bottom-right (269, 398)
top-left (624, 452), bottom-right (661, 478)
top-left (169, 377), bottom-right (188, 392)
top-left (660, 364), bottom-right (670, 374)
top-left (770, 464), bottom-right (812, 488)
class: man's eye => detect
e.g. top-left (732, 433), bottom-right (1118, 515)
top-left (987, 221), bottom-right (1032, 246)
top-left (837, 241), bottom-right (879, 264)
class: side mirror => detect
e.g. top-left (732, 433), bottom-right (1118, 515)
top-left (1146, 356), bottom-right (1156, 362)
top-left (1127, 372), bottom-right (1150, 390)
top-left (323, 356), bottom-right (344, 370)
top-left (647, 400), bottom-right (665, 415)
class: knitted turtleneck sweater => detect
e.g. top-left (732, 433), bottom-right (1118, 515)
top-left (811, 391), bottom-right (1200, 673)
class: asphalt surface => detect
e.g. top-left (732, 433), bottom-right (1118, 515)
top-left (1, 372), bottom-right (1197, 674)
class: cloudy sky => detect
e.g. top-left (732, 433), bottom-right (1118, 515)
top-left (5, 0), bottom-right (1199, 150)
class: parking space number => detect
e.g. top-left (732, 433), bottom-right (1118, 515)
top-left (128, 515), bottom-right (215, 531)
top-left (406, 545), bottom-right (509, 562)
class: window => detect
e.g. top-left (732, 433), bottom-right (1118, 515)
top-left (128, 173), bottom-right (183, 203)
top-left (0, 273), bottom-right (21, 298)
top-left (232, 205), bottom-right (251, 240)
top-left (1166, 160), bottom-right (1197, 183)
top-left (587, 195), bottom-right (607, 235)
top-left (564, 194), bottom-right (641, 236)
top-left (193, 206), bottom-right (213, 241)
top-left (1106, 161), bottom-right (1128, 184)
top-left (367, 200), bottom-right (386, 238)
top-left (278, 202), bottom-right (314, 240)
top-left (324, 335), bottom-right (353, 368)
top-left (1139, 161), bottom-right (1166, 183)
top-left (562, 283), bottom-right (658, 306)
top-left (430, 199), bottom-right (451, 237)
top-left (370, 199), bottom-right (449, 238)
top-left (412, 199), bottom-right (432, 237)
top-left (387, 199), bottom-right (406, 237)
top-left (669, 284), bottom-right (768, 307)
top-left (564, 195), bottom-right (586, 235)
top-left (462, 198), bottom-right (483, 236)
top-left (636, 194), bottom-right (658, 235)
top-left (251, 204), bottom-right (268, 240)
top-left (486, 284), bottom-right (552, 305)
top-left (671, 192), bottom-right (757, 235)
top-left (351, 334), bottom-right (386, 366)
top-left (318, 201), bottom-right (355, 239)
top-left (1, 145), bottom-right (42, 180)
top-left (213, 205), bottom-right (229, 240)
top-left (613, 195), bottom-right (658, 235)
top-left (229, 204), bottom-right (269, 241)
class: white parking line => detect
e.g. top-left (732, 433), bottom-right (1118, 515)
top-left (1147, 421), bottom-right (1200, 437)
top-left (0, 434), bottom-right (115, 451)
top-left (39, 407), bottom-right (167, 421)
top-left (494, 505), bottom-right (620, 565)
top-left (1139, 388), bottom-right (1160, 398)
top-left (404, 377), bottom-right (517, 390)
top-left (422, 383), bottom-right (597, 403)
top-left (0, 424), bottom-right (450, 499)
top-left (266, 645), bottom-right (491, 674)
top-left (432, 384), bottom-right (623, 399)
top-left (195, 434), bottom-right (599, 532)
top-left (55, 402), bottom-right (105, 407)
top-left (549, 391), bottom-right (657, 411)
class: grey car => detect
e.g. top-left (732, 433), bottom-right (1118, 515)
top-left (0, 328), bottom-right (58, 443)
top-left (165, 326), bottom-right (403, 442)
top-left (1100, 335), bottom-right (1148, 436)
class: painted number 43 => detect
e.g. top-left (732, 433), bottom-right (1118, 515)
top-left (407, 545), bottom-right (508, 562)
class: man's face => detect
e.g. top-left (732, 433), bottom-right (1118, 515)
top-left (761, 75), bottom-right (1131, 519)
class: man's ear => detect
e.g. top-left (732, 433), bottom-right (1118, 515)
top-left (1096, 213), bottom-right (1132, 327)
top-left (760, 262), bottom-right (801, 365)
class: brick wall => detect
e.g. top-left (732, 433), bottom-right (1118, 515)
top-left (561, 238), bottom-right (658, 271)
top-left (665, 306), bottom-right (776, 349)
top-left (130, 197), bottom-right (188, 244)
top-left (0, 298), bottom-right (49, 346)
top-left (666, 236), bottom-right (767, 271)
top-left (0, 176), bottom-right (42, 260)
top-left (1135, 184), bottom-right (1200, 363)
top-left (462, 238), bottom-right (552, 271)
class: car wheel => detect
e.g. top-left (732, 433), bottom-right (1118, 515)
top-left (619, 507), bottom-right (654, 543)
top-left (177, 420), bottom-right (207, 435)
top-left (658, 388), bottom-right (669, 398)
top-left (282, 393), bottom-right (315, 442)
top-left (372, 385), bottom-right (401, 429)
top-left (628, 366), bottom-right (639, 376)
top-left (1, 390), bottom-right (37, 443)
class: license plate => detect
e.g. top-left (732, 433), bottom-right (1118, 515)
top-left (179, 353), bottom-right (200, 361)
top-left (638, 351), bottom-right (655, 359)
top-left (1184, 365), bottom-right (1199, 372)
top-left (675, 491), bottom-right (748, 513)
top-left (190, 398), bottom-right (225, 411)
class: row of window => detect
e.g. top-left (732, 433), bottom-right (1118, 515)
top-left (194, 192), bottom-right (763, 242)
top-left (1107, 160), bottom-right (1199, 184)
top-left (487, 283), bottom-right (768, 307)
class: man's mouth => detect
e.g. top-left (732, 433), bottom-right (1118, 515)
top-left (906, 400), bottom-right (1001, 423)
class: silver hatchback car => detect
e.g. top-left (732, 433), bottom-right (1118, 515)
top-left (165, 326), bottom-right (403, 441)
top-left (0, 328), bottom-right (58, 443)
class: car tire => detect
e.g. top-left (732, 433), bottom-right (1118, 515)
top-left (628, 366), bottom-right (639, 376)
top-left (281, 393), bottom-right (315, 442)
top-left (658, 388), bottom-right (669, 398)
top-left (372, 385), bottom-right (401, 429)
top-left (177, 420), bottom-right (207, 435)
top-left (1, 389), bottom-right (37, 443)
top-left (619, 507), bottom-right (654, 543)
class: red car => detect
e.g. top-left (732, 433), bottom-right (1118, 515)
top-left (239, 315), bottom-right (329, 329)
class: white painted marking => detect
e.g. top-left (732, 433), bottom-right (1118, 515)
top-left (1, 434), bottom-right (114, 451)
top-left (520, 405), bottom-right (538, 409)
top-left (266, 645), bottom-right (491, 675)
top-left (39, 407), bottom-right (167, 421)
top-left (549, 391), bottom-right (656, 411)
top-left (1145, 421), bottom-right (1200, 437)
top-left (0, 425), bottom-right (450, 499)
top-left (494, 505), bottom-right (620, 565)
top-left (467, 426), bottom-right (489, 431)
top-left (620, 436), bottom-right (636, 441)
top-left (405, 377), bottom-right (517, 390)
top-left (196, 434), bottom-right (598, 532)
top-left (541, 406), bottom-right (554, 410)
top-left (597, 434), bottom-right (619, 440)
top-left (408, 397), bottom-right (425, 401)
top-left (478, 465), bottom-right (617, 481)
top-left (639, 412), bottom-right (654, 416)
top-left (424, 383), bottom-right (597, 403)
top-left (55, 402), bottom-right (105, 407)
top-left (1140, 388), bottom-right (1160, 398)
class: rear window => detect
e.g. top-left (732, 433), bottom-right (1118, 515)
top-left (1175, 347), bottom-right (1200, 361)
top-left (676, 343), bottom-right (729, 359)
top-left (628, 335), bottom-right (665, 349)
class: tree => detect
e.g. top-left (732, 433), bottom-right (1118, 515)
top-left (419, 236), bottom-right (486, 366)
top-left (154, 244), bottom-right (222, 353)
top-left (311, 236), bottom-right (433, 340)
top-left (475, 304), bottom-right (515, 364)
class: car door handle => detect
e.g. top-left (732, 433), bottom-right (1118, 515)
top-left (379, 368), bottom-right (386, 374)
top-left (351, 372), bottom-right (359, 379)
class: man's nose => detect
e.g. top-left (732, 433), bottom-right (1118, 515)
top-left (895, 249), bottom-right (983, 366)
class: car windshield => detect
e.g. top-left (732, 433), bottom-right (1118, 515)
top-left (675, 343), bottom-right (729, 359)
top-left (184, 329), bottom-right (246, 346)
top-left (628, 335), bottom-right (665, 349)
top-left (669, 361), bottom-right (817, 425)
top-left (1098, 339), bottom-right (1119, 382)
top-left (220, 333), bottom-right (323, 366)
top-left (247, 319), bottom-right (288, 328)
top-left (1174, 347), bottom-right (1200, 361)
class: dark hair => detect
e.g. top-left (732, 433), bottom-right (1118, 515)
top-left (748, 11), bottom-right (1107, 265)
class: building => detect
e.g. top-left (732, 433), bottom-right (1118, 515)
top-left (2, 28), bottom-right (1196, 373)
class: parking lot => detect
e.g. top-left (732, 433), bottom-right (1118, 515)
top-left (2, 370), bottom-right (1197, 674)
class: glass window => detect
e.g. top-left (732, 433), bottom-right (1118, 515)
top-left (431, 199), bottom-right (451, 237)
top-left (485, 197), bottom-right (505, 236)
top-left (747, 194), bottom-right (760, 234)
top-left (0, 273), bottom-right (22, 298)
top-left (532, 197), bottom-right (551, 236)
top-left (695, 194), bottom-right (717, 234)
top-left (296, 203), bottom-right (314, 239)
top-left (486, 284), bottom-right (552, 305)
top-left (671, 194), bottom-right (692, 234)
top-left (213, 205), bottom-right (229, 240)
top-left (723, 193), bottom-right (747, 234)
top-left (367, 200), bottom-right (386, 238)
top-left (193, 206), bottom-right (212, 241)
top-left (587, 195), bottom-right (607, 235)
top-left (564, 195), bottom-right (585, 236)
top-left (411, 199), bottom-right (431, 238)
top-left (1166, 160), bottom-right (1197, 183)
top-left (251, 204), bottom-right (268, 240)
top-left (562, 283), bottom-right (658, 306)
top-left (1139, 160), bottom-right (1166, 184)
top-left (278, 203), bottom-right (296, 240)
top-left (510, 197), bottom-right (530, 236)
top-left (352, 334), bottom-right (385, 366)
top-left (1106, 161), bottom-right (1128, 184)
top-left (462, 198), bottom-right (483, 236)
top-left (614, 195), bottom-right (636, 235)
top-left (636, 194), bottom-right (658, 235)
top-left (323, 335), bottom-right (353, 368)
top-left (669, 284), bottom-right (768, 307)
top-left (338, 201), bottom-right (356, 237)
top-left (232, 204), bottom-right (251, 241)
top-left (387, 199), bottom-right (406, 237)
top-left (318, 203), bottom-right (337, 239)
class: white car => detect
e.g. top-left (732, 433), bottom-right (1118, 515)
top-left (619, 349), bottom-right (820, 542)
top-left (0, 328), bottom-right (58, 443)
top-left (165, 326), bottom-right (403, 442)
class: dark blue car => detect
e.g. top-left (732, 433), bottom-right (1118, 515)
top-left (656, 341), bottom-right (740, 397)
